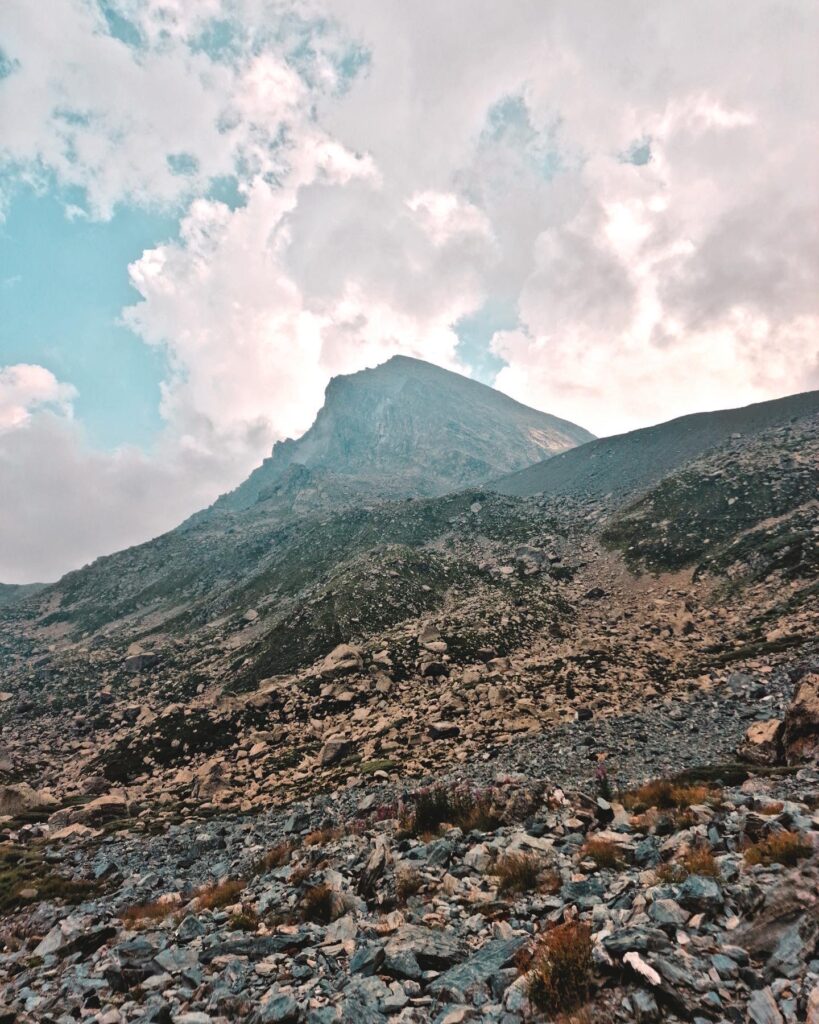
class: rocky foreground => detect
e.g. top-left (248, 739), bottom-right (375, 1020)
top-left (1, 668), bottom-right (818, 1024)
top-left (1, 373), bottom-right (818, 1021)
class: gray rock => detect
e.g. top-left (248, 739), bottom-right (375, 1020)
top-left (350, 943), bottom-right (386, 977)
top-left (603, 927), bottom-right (670, 956)
top-left (383, 924), bottom-right (465, 979)
top-left (648, 898), bottom-right (689, 930)
top-left (256, 993), bottom-right (299, 1023)
top-left (319, 736), bottom-right (353, 766)
top-left (427, 936), bottom-right (528, 1000)
top-left (429, 721), bottom-right (461, 739)
top-left (747, 988), bottom-right (784, 1024)
top-left (677, 875), bottom-right (723, 914)
top-left (632, 988), bottom-right (661, 1022)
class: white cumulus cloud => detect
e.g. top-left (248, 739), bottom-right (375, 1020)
top-left (0, 0), bottom-right (817, 579)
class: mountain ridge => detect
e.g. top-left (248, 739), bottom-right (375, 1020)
top-left (492, 387), bottom-right (819, 502)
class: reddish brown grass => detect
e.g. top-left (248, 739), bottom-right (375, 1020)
top-left (581, 839), bottom-right (624, 871)
top-left (527, 921), bottom-right (593, 1015)
top-left (195, 879), bottom-right (245, 910)
top-left (119, 899), bottom-right (177, 926)
top-left (744, 831), bottom-right (813, 867)
top-left (623, 778), bottom-right (719, 812)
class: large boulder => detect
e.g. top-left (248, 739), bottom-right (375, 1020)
top-left (783, 673), bottom-right (819, 764)
top-left (0, 783), bottom-right (58, 818)
top-left (123, 651), bottom-right (159, 673)
top-left (319, 736), bottom-right (353, 766)
top-left (318, 644), bottom-right (363, 678)
top-left (738, 719), bottom-right (784, 766)
top-left (72, 790), bottom-right (130, 823)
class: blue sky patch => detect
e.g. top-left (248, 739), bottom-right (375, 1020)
top-left (0, 186), bottom-right (177, 449)
top-left (455, 298), bottom-right (517, 383)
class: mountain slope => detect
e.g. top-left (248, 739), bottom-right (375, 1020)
top-left (492, 389), bottom-right (819, 503)
top-left (0, 582), bottom-right (44, 608)
top-left (3, 357), bottom-right (590, 639)
top-left (216, 355), bottom-right (594, 511)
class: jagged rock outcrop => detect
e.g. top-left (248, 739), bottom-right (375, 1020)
top-left (783, 672), bottom-right (819, 764)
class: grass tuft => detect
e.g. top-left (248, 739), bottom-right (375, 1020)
top-left (399, 783), bottom-right (502, 837)
top-left (300, 883), bottom-right (337, 924)
top-left (527, 921), bottom-right (593, 1015)
top-left (494, 852), bottom-right (543, 895)
top-left (682, 845), bottom-right (720, 877)
top-left (744, 831), bottom-right (812, 867)
top-left (623, 778), bottom-right (720, 812)
top-left (251, 841), bottom-right (293, 875)
top-left (581, 839), bottom-right (624, 871)
top-left (195, 879), bottom-right (245, 910)
top-left (304, 826), bottom-right (343, 847)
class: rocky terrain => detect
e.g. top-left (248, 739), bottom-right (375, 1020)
top-left (0, 359), bottom-right (817, 1022)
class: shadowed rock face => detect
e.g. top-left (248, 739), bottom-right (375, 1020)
top-left (215, 355), bottom-right (594, 511)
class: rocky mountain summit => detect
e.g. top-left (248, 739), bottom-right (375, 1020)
top-left (217, 356), bottom-right (594, 512)
top-left (1, 363), bottom-right (817, 1023)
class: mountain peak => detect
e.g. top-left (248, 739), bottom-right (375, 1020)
top-left (218, 356), bottom-right (594, 511)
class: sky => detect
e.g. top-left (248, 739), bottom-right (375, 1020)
top-left (0, 1), bottom-right (817, 583)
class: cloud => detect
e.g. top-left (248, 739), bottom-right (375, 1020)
top-left (0, 364), bottom-right (76, 430)
top-left (0, 0), bottom-right (817, 579)
top-left (0, 411), bottom-right (246, 582)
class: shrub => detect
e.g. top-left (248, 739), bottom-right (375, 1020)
top-left (595, 761), bottom-right (612, 802)
top-left (528, 922), bottom-right (593, 1014)
top-left (744, 831), bottom-right (813, 867)
top-left (494, 853), bottom-right (543, 895)
top-left (0, 845), bottom-right (99, 914)
top-left (581, 839), bottom-right (624, 871)
top-left (300, 883), bottom-right (336, 924)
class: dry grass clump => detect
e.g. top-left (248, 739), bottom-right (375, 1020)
top-left (252, 841), bottom-right (293, 875)
top-left (120, 898), bottom-right (177, 926)
top-left (527, 922), bottom-right (593, 1015)
top-left (288, 860), bottom-right (316, 887)
top-left (300, 883), bottom-right (337, 924)
top-left (681, 845), bottom-right (720, 877)
top-left (655, 861), bottom-right (687, 884)
top-left (756, 801), bottom-right (784, 815)
top-left (494, 853), bottom-right (543, 895)
top-left (744, 831), bottom-right (813, 867)
top-left (195, 878), bottom-right (245, 910)
top-left (395, 867), bottom-right (423, 902)
top-left (581, 839), bottom-right (624, 871)
top-left (304, 826), bottom-right (343, 847)
top-left (655, 845), bottom-right (719, 882)
top-left (399, 784), bottom-right (502, 837)
top-left (623, 778), bottom-right (720, 813)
